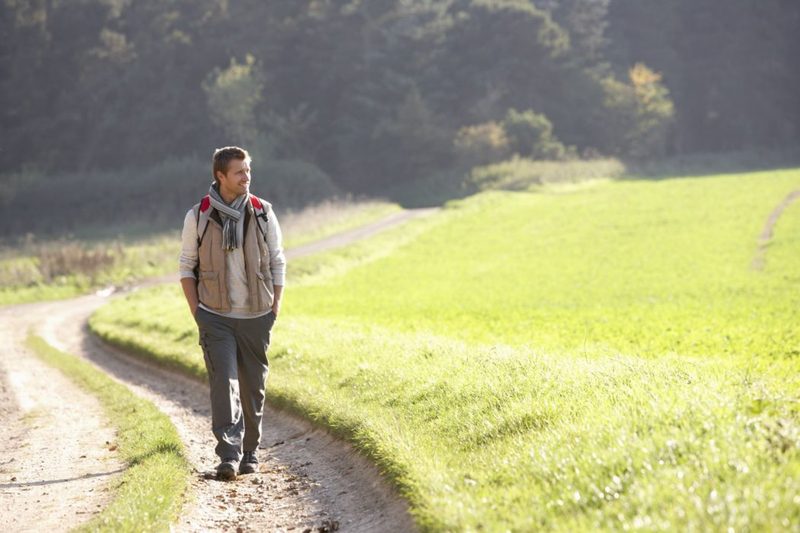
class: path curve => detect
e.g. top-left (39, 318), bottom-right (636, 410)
top-left (2, 208), bottom-right (437, 532)
top-left (0, 304), bottom-right (124, 531)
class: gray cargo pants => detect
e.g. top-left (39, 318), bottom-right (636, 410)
top-left (195, 306), bottom-right (275, 461)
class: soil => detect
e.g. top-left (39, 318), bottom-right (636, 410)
top-left (0, 303), bottom-right (123, 531)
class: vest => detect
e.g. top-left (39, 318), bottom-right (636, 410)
top-left (193, 197), bottom-right (274, 314)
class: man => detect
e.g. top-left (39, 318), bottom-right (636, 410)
top-left (179, 146), bottom-right (285, 480)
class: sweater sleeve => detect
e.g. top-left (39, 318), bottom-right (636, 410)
top-left (179, 208), bottom-right (198, 280)
top-left (266, 206), bottom-right (287, 286)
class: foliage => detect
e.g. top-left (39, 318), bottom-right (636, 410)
top-left (501, 108), bottom-right (573, 160)
top-left (202, 54), bottom-right (266, 149)
top-left (453, 121), bottom-right (511, 168)
top-left (91, 167), bottom-right (800, 531)
top-left (1, 1), bottom-right (798, 205)
top-left (598, 64), bottom-right (675, 160)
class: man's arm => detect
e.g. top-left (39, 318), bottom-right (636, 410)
top-left (266, 206), bottom-right (287, 317)
top-left (179, 208), bottom-right (200, 318)
top-left (181, 277), bottom-right (199, 317)
top-left (272, 284), bottom-right (283, 317)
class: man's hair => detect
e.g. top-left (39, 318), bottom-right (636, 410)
top-left (212, 146), bottom-right (251, 183)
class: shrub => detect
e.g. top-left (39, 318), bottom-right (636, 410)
top-left (453, 121), bottom-right (511, 167)
top-left (501, 108), bottom-right (571, 160)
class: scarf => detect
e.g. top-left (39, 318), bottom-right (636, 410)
top-left (208, 183), bottom-right (248, 251)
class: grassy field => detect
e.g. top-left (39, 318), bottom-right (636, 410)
top-left (90, 167), bottom-right (800, 531)
top-left (27, 334), bottom-right (189, 532)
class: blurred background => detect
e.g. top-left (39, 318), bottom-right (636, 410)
top-left (1, 0), bottom-right (799, 237)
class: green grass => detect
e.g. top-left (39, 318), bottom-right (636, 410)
top-left (90, 168), bottom-right (800, 531)
top-left (26, 334), bottom-right (190, 532)
top-left (281, 199), bottom-right (402, 249)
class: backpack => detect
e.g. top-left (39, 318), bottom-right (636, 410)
top-left (194, 194), bottom-right (270, 247)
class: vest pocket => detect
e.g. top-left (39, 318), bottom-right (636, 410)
top-left (198, 270), bottom-right (222, 309)
top-left (256, 271), bottom-right (274, 311)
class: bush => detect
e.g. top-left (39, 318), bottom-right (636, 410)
top-left (501, 109), bottom-right (572, 160)
top-left (453, 122), bottom-right (511, 167)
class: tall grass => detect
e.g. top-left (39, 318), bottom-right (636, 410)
top-left (0, 195), bottom-right (401, 306)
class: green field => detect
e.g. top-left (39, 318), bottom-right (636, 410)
top-left (91, 168), bottom-right (800, 531)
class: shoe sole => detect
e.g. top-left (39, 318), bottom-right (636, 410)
top-left (217, 467), bottom-right (237, 481)
top-left (239, 464), bottom-right (257, 475)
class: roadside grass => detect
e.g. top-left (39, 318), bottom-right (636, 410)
top-left (280, 197), bottom-right (402, 249)
top-left (90, 168), bottom-right (800, 530)
top-left (26, 334), bottom-right (190, 532)
top-left (0, 197), bottom-right (400, 306)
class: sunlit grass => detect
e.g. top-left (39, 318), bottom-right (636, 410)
top-left (90, 167), bottom-right (800, 531)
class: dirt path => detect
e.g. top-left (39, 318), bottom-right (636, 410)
top-left (0, 304), bottom-right (124, 531)
top-left (285, 208), bottom-right (438, 260)
top-left (1, 208), bottom-right (435, 532)
top-left (751, 189), bottom-right (800, 271)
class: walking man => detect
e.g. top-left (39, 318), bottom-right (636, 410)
top-left (179, 146), bottom-right (286, 480)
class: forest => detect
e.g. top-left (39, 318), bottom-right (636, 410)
top-left (2, 0), bottom-right (798, 198)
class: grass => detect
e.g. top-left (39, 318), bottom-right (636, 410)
top-left (280, 196), bottom-right (402, 249)
top-left (90, 167), bottom-right (800, 531)
top-left (26, 334), bottom-right (190, 532)
top-left (0, 197), bottom-right (400, 307)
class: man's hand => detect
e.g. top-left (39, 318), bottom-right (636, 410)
top-left (272, 284), bottom-right (284, 318)
top-left (181, 277), bottom-right (200, 320)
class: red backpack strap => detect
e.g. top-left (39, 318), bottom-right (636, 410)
top-left (195, 195), bottom-right (212, 246)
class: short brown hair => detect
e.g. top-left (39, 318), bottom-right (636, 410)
top-left (212, 146), bottom-right (251, 183)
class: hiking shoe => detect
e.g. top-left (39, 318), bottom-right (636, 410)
top-left (216, 458), bottom-right (238, 480)
top-left (239, 450), bottom-right (259, 475)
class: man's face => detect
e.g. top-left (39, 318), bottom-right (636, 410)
top-left (216, 158), bottom-right (251, 198)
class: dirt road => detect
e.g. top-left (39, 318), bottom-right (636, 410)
top-left (0, 302), bottom-right (123, 531)
top-left (0, 208), bottom-right (436, 532)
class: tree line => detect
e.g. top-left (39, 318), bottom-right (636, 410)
top-left (2, 0), bottom-right (798, 194)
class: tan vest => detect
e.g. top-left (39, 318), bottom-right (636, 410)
top-left (195, 203), bottom-right (274, 314)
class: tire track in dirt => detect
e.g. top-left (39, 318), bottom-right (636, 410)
top-left (751, 189), bottom-right (800, 271)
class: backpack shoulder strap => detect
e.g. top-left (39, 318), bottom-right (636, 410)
top-left (249, 194), bottom-right (271, 244)
top-left (195, 195), bottom-right (212, 246)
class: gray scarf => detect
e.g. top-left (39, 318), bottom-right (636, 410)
top-left (208, 183), bottom-right (248, 251)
